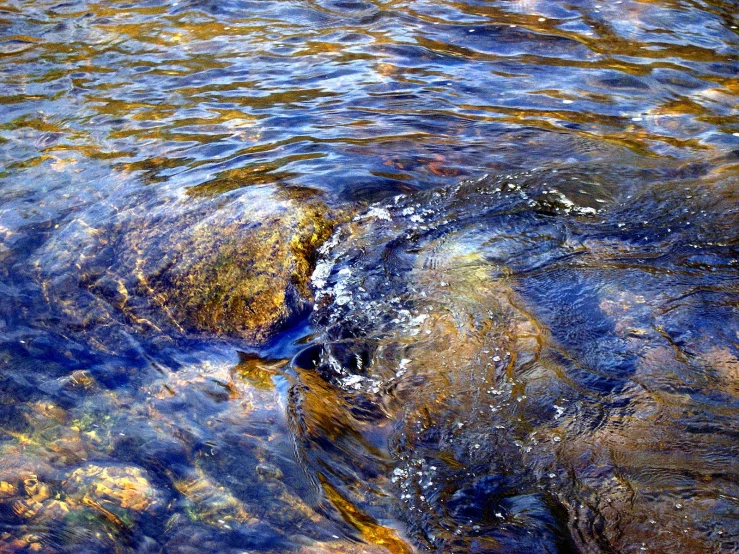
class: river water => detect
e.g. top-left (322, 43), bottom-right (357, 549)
top-left (0, 0), bottom-right (738, 552)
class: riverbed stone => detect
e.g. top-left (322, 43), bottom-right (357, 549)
top-left (34, 186), bottom-right (348, 347)
top-left (64, 463), bottom-right (164, 515)
top-left (146, 198), bottom-right (341, 344)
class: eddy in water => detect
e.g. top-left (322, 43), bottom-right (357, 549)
top-left (292, 162), bottom-right (739, 553)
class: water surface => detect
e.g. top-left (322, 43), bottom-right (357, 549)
top-left (0, 0), bottom-right (738, 551)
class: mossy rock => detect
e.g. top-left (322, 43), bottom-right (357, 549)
top-left (35, 186), bottom-right (350, 347)
top-left (147, 200), bottom-right (343, 344)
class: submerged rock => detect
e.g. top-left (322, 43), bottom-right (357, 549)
top-left (295, 164), bottom-right (739, 553)
top-left (0, 460), bottom-right (159, 552)
top-left (64, 463), bottom-right (164, 515)
top-left (34, 186), bottom-right (345, 348)
top-left (143, 198), bottom-right (340, 344)
top-left (8, 161), bottom-right (737, 553)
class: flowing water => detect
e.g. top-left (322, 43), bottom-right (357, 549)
top-left (0, 0), bottom-right (738, 552)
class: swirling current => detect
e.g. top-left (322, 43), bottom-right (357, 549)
top-left (0, 0), bottom-right (738, 552)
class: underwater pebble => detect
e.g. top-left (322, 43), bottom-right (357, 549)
top-left (256, 463), bottom-right (283, 480)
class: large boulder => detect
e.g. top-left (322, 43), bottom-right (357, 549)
top-left (34, 185), bottom-right (346, 348)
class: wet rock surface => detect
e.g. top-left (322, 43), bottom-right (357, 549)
top-left (296, 163), bottom-right (739, 553)
top-left (33, 185), bottom-right (343, 348)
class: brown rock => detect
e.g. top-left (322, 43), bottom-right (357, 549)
top-left (36, 186), bottom-right (349, 347)
top-left (151, 199), bottom-right (342, 344)
top-left (64, 463), bottom-right (163, 514)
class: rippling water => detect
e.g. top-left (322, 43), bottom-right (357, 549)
top-left (307, 165), bottom-right (739, 552)
top-left (0, 0), bottom-right (738, 552)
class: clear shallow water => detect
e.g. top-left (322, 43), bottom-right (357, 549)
top-left (0, 0), bottom-right (738, 552)
top-left (307, 165), bottom-right (739, 553)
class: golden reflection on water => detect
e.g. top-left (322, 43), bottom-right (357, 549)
top-left (2, 0), bottom-right (736, 190)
